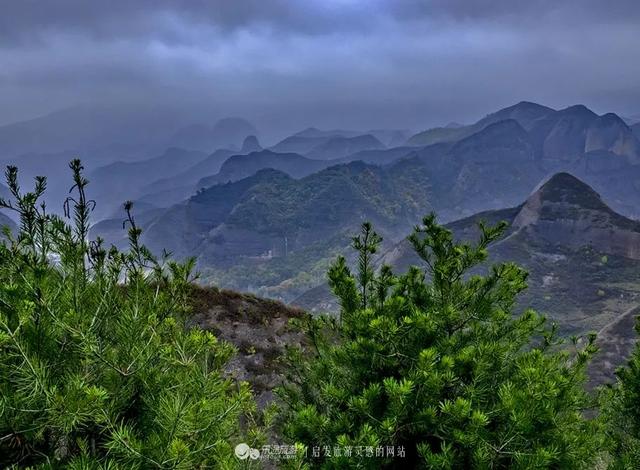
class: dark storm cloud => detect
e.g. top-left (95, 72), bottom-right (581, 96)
top-left (0, 0), bottom-right (373, 43)
top-left (390, 0), bottom-right (640, 22)
top-left (1, 0), bottom-right (639, 138)
top-left (4, 0), bottom-right (639, 40)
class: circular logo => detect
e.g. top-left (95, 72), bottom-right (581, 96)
top-left (235, 443), bottom-right (251, 460)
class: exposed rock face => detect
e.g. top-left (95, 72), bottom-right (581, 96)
top-left (296, 173), bottom-right (640, 387)
top-left (537, 105), bottom-right (599, 164)
top-left (585, 114), bottom-right (640, 164)
top-left (408, 102), bottom-right (640, 169)
top-left (513, 173), bottom-right (640, 259)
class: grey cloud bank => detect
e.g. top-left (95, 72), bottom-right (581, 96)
top-left (1, 0), bottom-right (639, 140)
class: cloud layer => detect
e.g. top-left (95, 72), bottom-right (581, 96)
top-left (1, 0), bottom-right (639, 139)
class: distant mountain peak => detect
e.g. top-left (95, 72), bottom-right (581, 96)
top-left (536, 172), bottom-right (604, 206)
top-left (513, 172), bottom-right (636, 233)
top-left (168, 117), bottom-right (258, 152)
top-left (479, 101), bottom-right (556, 130)
top-left (241, 135), bottom-right (262, 153)
top-left (558, 104), bottom-right (597, 118)
top-left (512, 100), bottom-right (555, 111)
top-left (451, 119), bottom-right (530, 156)
top-left (292, 127), bottom-right (360, 139)
top-left (597, 112), bottom-right (631, 128)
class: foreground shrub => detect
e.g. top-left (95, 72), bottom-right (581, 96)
top-left (279, 217), bottom-right (602, 468)
top-left (601, 317), bottom-right (640, 469)
top-left (0, 161), bottom-right (255, 468)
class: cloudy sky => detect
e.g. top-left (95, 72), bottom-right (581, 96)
top-left (1, 0), bottom-right (639, 138)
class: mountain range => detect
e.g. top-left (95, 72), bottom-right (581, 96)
top-left (167, 118), bottom-right (258, 152)
top-left (82, 101), bottom-right (640, 306)
top-left (4, 99), bottom-right (640, 385)
top-left (295, 172), bottom-right (640, 383)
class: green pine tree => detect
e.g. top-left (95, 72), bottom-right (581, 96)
top-left (0, 161), bottom-right (259, 468)
top-left (601, 318), bottom-right (640, 469)
top-left (278, 215), bottom-right (602, 469)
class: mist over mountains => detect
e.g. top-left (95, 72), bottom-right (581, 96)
top-left (2, 100), bottom-right (640, 372)
top-left (4, 2), bottom-right (640, 465)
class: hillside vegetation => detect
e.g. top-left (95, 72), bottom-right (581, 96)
top-left (0, 162), bottom-right (262, 468)
top-left (3, 161), bottom-right (640, 468)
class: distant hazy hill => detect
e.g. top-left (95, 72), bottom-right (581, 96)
top-left (408, 101), bottom-right (554, 146)
top-left (135, 136), bottom-right (264, 209)
top-left (332, 146), bottom-right (416, 165)
top-left (293, 128), bottom-right (361, 139)
top-left (367, 129), bottom-right (411, 147)
top-left (408, 102), bottom-right (640, 168)
top-left (290, 127), bottom-right (409, 148)
top-left (306, 134), bottom-right (386, 160)
top-left (107, 144), bottom-right (386, 232)
top-left (89, 205), bottom-right (166, 250)
top-left (0, 183), bottom-right (10, 201)
top-left (168, 118), bottom-right (258, 152)
top-left (270, 135), bottom-right (333, 154)
top-left (125, 101), bottom-right (640, 301)
top-left (240, 135), bottom-right (262, 153)
top-left (0, 105), bottom-right (185, 161)
top-left (196, 150), bottom-right (329, 189)
top-left (382, 119), bottom-right (547, 222)
top-left (404, 102), bottom-right (640, 220)
top-left (139, 149), bottom-right (235, 197)
top-left (271, 131), bottom-right (387, 160)
top-left (137, 144), bottom-right (416, 212)
top-left (85, 101), bottom-right (640, 312)
top-left (89, 147), bottom-right (206, 218)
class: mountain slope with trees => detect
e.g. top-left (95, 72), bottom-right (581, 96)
top-left (4, 159), bottom-right (640, 467)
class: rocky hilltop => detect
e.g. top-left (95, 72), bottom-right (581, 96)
top-left (186, 285), bottom-right (307, 407)
top-left (299, 173), bottom-right (640, 375)
top-left (512, 173), bottom-right (640, 259)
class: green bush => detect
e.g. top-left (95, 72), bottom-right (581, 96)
top-left (279, 217), bottom-right (602, 468)
top-left (601, 318), bottom-right (640, 469)
top-left (0, 161), bottom-right (255, 468)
